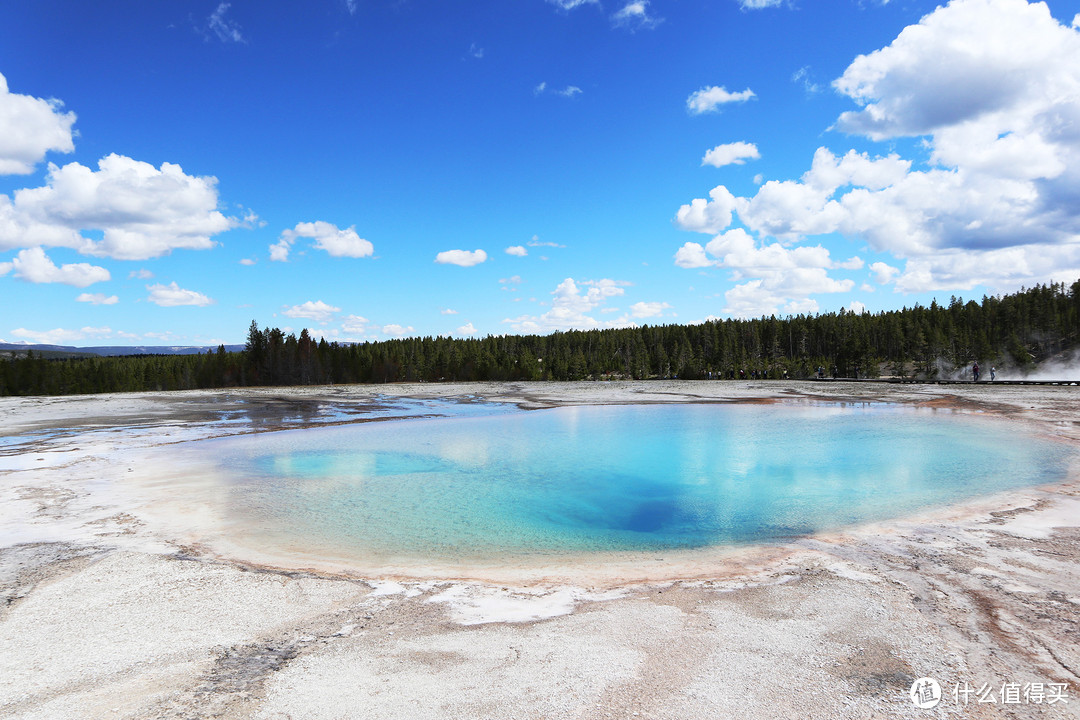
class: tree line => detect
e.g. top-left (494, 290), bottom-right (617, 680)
top-left (2, 280), bottom-right (1078, 396)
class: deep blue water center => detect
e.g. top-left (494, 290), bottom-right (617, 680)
top-left (204, 403), bottom-right (1072, 560)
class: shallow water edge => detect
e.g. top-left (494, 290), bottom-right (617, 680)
top-left (10, 379), bottom-right (1069, 585)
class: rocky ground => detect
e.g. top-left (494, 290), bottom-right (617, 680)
top-left (0, 380), bottom-right (1078, 719)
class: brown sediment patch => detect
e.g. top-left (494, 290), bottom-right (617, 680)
top-left (908, 393), bottom-right (1021, 417)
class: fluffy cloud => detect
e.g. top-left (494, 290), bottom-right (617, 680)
top-left (382, 323), bottom-right (414, 337)
top-left (674, 185), bottom-right (738, 234)
top-left (834, 0), bottom-right (1071, 142)
top-left (283, 300), bottom-right (341, 323)
top-left (4, 247), bottom-right (110, 287)
top-left (146, 282), bottom-right (213, 307)
top-left (269, 238), bottom-right (290, 262)
top-left (612, 1), bottom-right (661, 30)
top-left (729, 148), bottom-right (911, 240)
top-left (869, 261), bottom-right (900, 284)
top-left (701, 228), bottom-right (855, 288)
top-left (629, 301), bottom-right (672, 318)
top-left (892, 244), bottom-right (1080, 293)
top-left (835, 256), bottom-right (864, 270)
top-left (673, 242), bottom-right (713, 269)
top-left (0, 72), bottom-right (77, 175)
top-left (435, 249), bottom-right (488, 267)
top-left (674, 228), bottom-right (856, 316)
top-left (702, 142), bottom-right (760, 168)
top-left (342, 314), bottom-right (370, 333)
top-left (456, 322), bottom-right (478, 336)
top-left (505, 245), bottom-right (527, 256)
top-left (1, 154), bottom-right (234, 260)
top-left (272, 221), bottom-right (373, 262)
top-left (503, 277), bottom-right (636, 333)
top-left (679, 0), bottom-right (1080, 295)
top-left (721, 281), bottom-right (826, 319)
top-left (686, 86), bottom-right (755, 115)
top-left (76, 292), bottom-right (119, 305)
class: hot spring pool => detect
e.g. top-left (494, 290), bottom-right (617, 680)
top-left (169, 402), bottom-right (1074, 565)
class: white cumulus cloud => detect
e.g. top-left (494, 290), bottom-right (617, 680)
top-left (282, 300), bottom-right (341, 323)
top-left (674, 242), bottom-right (713, 269)
top-left (702, 142), bottom-right (760, 168)
top-left (435, 249), bottom-right (488, 267)
top-left (679, 0), bottom-right (1080, 295)
top-left (721, 281), bottom-right (826, 319)
top-left (0, 72), bottom-right (77, 175)
top-left (1, 154), bottom-right (235, 260)
top-left (629, 301), bottom-right (672, 318)
top-left (341, 314), bottom-right (371, 335)
top-left (382, 323), bottom-right (414, 337)
top-left (674, 185), bottom-right (738, 234)
top-left (6, 247), bottom-right (110, 287)
top-left (869, 261), bottom-right (900, 284)
top-left (503, 277), bottom-right (637, 333)
top-left (686, 86), bottom-right (755, 115)
top-left (505, 245), bottom-right (527, 256)
top-left (146, 282), bottom-right (214, 307)
top-left (273, 221), bottom-right (373, 262)
top-left (675, 228), bottom-right (856, 317)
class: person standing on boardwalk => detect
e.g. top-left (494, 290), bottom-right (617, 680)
top-left (990, 366), bottom-right (996, 381)
top-left (973, 361), bottom-right (980, 382)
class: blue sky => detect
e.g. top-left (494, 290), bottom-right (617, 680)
top-left (1, 0), bottom-right (1079, 346)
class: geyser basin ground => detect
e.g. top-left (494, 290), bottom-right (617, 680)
top-left (155, 401), bottom-right (1073, 570)
top-left (2, 382), bottom-right (1079, 720)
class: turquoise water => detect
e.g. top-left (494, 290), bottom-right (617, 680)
top-left (197, 403), bottom-right (1073, 561)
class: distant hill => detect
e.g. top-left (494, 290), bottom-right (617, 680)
top-left (0, 342), bottom-right (244, 358)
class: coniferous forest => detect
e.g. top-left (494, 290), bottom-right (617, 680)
top-left (2, 281), bottom-right (1078, 396)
